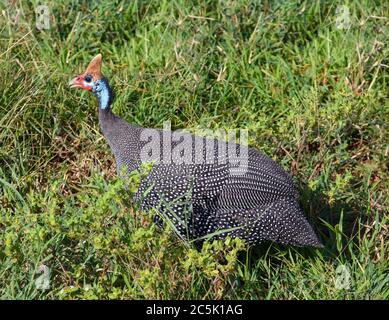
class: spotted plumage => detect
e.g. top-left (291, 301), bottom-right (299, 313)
top-left (69, 54), bottom-right (322, 248)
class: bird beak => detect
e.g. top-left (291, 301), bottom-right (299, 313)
top-left (68, 76), bottom-right (84, 89)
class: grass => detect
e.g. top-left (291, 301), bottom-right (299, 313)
top-left (0, 0), bottom-right (388, 299)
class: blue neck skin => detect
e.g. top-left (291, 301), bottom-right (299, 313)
top-left (92, 78), bottom-right (113, 110)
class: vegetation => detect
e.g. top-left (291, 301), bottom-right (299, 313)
top-left (0, 0), bottom-right (387, 299)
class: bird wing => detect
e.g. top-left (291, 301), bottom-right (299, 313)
top-left (200, 198), bottom-right (322, 247)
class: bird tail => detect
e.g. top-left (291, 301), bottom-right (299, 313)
top-left (256, 198), bottom-right (323, 247)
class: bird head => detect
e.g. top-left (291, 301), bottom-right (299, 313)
top-left (69, 54), bottom-right (103, 91)
top-left (69, 54), bottom-right (114, 110)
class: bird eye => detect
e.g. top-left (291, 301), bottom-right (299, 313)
top-left (85, 75), bottom-right (92, 83)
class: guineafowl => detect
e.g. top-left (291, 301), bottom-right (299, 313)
top-left (69, 54), bottom-right (322, 248)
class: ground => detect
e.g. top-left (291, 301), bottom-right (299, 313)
top-left (0, 0), bottom-right (388, 299)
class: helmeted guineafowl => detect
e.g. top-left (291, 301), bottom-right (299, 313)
top-left (69, 54), bottom-right (322, 248)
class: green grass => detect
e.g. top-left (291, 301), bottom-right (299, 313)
top-left (0, 0), bottom-right (388, 299)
